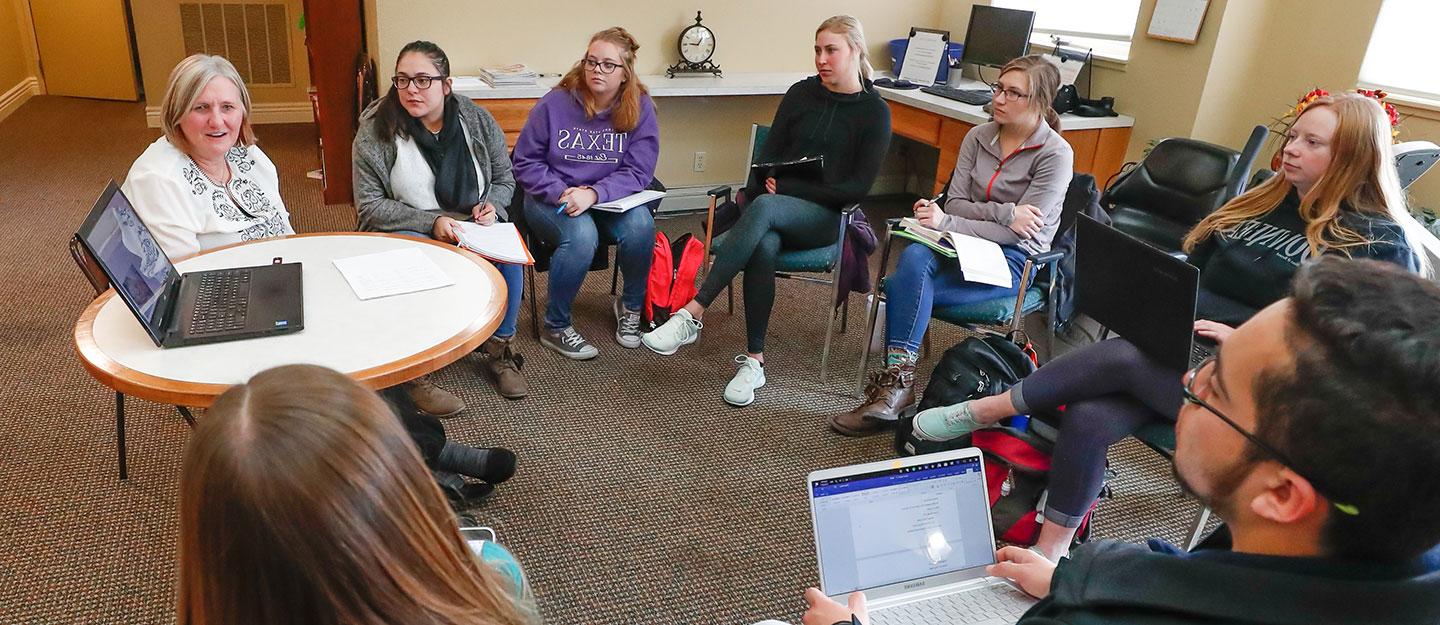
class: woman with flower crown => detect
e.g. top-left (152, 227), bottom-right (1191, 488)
top-left (908, 91), bottom-right (1439, 562)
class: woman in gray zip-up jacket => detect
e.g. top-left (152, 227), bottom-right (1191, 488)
top-left (831, 55), bottom-right (1072, 435)
top-left (351, 41), bottom-right (528, 409)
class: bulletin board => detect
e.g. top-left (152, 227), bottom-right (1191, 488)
top-left (1146, 0), bottom-right (1211, 44)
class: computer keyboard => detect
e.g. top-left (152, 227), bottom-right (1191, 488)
top-left (870, 582), bottom-right (1033, 625)
top-left (190, 269), bottom-right (251, 335)
top-left (920, 85), bottom-right (994, 106)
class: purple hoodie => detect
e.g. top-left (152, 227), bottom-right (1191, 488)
top-left (511, 88), bottom-right (660, 205)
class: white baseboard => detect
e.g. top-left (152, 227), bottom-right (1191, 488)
top-left (0, 78), bottom-right (41, 124)
top-left (145, 101), bottom-right (314, 128)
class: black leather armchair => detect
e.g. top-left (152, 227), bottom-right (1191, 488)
top-left (1103, 126), bottom-right (1267, 253)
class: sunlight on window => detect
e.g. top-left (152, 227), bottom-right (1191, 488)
top-left (1359, 0), bottom-right (1440, 100)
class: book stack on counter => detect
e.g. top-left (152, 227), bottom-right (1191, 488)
top-left (477, 64), bottom-right (538, 87)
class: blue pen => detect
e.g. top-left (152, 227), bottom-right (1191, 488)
top-left (555, 201), bottom-right (569, 215)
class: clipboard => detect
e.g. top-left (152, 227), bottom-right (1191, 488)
top-left (750, 155), bottom-right (824, 181)
top-left (898, 27), bottom-right (950, 86)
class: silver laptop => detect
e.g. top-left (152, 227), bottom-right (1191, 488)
top-left (807, 449), bottom-right (1036, 625)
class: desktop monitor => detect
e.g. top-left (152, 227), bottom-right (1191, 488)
top-left (960, 5), bottom-right (1036, 69)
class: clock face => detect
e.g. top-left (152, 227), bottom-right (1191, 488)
top-left (680, 25), bottom-right (715, 63)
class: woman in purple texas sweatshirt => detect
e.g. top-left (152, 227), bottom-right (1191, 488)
top-left (512, 27), bottom-right (660, 361)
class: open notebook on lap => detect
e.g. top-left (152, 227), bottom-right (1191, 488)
top-left (808, 449), bottom-right (1036, 625)
top-left (1074, 214), bottom-right (1214, 372)
top-left (75, 181), bottom-right (303, 348)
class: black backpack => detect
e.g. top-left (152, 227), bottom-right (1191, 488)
top-left (895, 333), bottom-right (1037, 457)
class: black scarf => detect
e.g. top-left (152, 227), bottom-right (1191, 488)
top-left (405, 97), bottom-right (480, 213)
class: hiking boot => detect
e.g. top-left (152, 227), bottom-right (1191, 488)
top-left (478, 336), bottom-right (528, 399)
top-left (829, 365), bottom-right (915, 436)
top-left (541, 326), bottom-right (599, 360)
top-left (404, 375), bottom-right (465, 418)
top-left (641, 308), bottom-right (702, 355)
top-left (723, 355), bottom-right (766, 407)
top-left (613, 298), bottom-right (643, 349)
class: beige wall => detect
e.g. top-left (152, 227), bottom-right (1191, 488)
top-left (0, 0), bottom-right (35, 91)
top-left (369, 0), bottom-right (941, 188)
top-left (131, 0), bottom-right (311, 114)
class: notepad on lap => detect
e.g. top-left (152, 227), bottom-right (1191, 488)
top-left (333, 248), bottom-right (455, 300)
top-left (452, 222), bottom-right (535, 265)
top-left (895, 218), bottom-right (1013, 288)
top-left (592, 189), bottom-right (666, 213)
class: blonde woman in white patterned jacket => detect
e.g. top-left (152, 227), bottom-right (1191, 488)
top-left (122, 54), bottom-right (293, 259)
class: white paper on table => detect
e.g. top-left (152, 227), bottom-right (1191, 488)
top-left (1042, 54), bottom-right (1083, 87)
top-left (332, 248), bottom-right (455, 300)
top-left (451, 221), bottom-right (533, 264)
top-left (898, 31), bottom-right (947, 86)
top-left (946, 232), bottom-right (1013, 288)
top-left (592, 189), bottom-right (666, 212)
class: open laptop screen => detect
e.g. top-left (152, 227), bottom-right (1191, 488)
top-left (77, 182), bottom-right (180, 342)
top-left (811, 454), bottom-right (993, 594)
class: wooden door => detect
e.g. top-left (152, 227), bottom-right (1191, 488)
top-left (28, 0), bottom-right (139, 100)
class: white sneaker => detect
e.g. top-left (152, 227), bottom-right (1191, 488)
top-left (641, 308), bottom-right (702, 355)
top-left (723, 355), bottom-right (766, 407)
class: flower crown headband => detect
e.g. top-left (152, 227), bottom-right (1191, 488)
top-left (1290, 87), bottom-right (1401, 138)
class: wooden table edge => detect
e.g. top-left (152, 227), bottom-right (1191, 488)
top-left (72, 232), bottom-right (507, 408)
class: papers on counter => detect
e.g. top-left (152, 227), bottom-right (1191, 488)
top-left (333, 248), bottom-right (454, 300)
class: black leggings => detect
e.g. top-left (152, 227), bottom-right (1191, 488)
top-left (694, 193), bottom-right (838, 353)
top-left (1011, 338), bottom-right (1183, 527)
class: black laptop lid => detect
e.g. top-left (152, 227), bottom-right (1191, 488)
top-left (76, 181), bottom-right (182, 346)
top-left (1074, 214), bottom-right (1198, 371)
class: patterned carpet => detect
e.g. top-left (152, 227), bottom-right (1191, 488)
top-left (0, 96), bottom-right (1212, 624)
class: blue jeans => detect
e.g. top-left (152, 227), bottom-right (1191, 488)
top-left (520, 194), bottom-right (655, 330)
top-left (393, 229), bottom-right (523, 339)
top-left (884, 242), bottom-right (1029, 352)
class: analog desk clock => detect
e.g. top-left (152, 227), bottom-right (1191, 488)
top-left (667, 11), bottom-right (722, 78)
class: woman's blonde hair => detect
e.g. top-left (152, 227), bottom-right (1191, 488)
top-left (557, 27), bottom-right (649, 133)
top-left (998, 55), bottom-right (1062, 132)
top-left (1183, 93), bottom-right (1437, 275)
top-left (160, 54), bottom-right (256, 154)
top-left (816, 15), bottom-right (874, 83)
top-left (177, 365), bottom-right (532, 625)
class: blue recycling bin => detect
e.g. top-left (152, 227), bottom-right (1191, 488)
top-left (889, 38), bottom-right (965, 83)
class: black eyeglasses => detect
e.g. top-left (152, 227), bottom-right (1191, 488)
top-left (1183, 356), bottom-right (1358, 516)
top-left (986, 82), bottom-right (1030, 102)
top-left (392, 74), bottom-right (445, 90)
top-left (581, 58), bottom-right (622, 75)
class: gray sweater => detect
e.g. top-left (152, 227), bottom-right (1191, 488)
top-left (937, 121), bottom-right (1073, 255)
top-left (352, 93), bottom-right (516, 233)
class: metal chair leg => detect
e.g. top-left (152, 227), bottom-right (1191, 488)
top-left (609, 261), bottom-right (619, 295)
top-left (727, 280), bottom-right (734, 314)
top-left (526, 265), bottom-right (540, 339)
top-left (840, 295), bottom-right (849, 333)
top-left (115, 391), bottom-right (127, 480)
top-left (855, 288), bottom-right (884, 394)
top-left (1185, 505), bottom-right (1213, 550)
top-left (176, 406), bottom-right (196, 428)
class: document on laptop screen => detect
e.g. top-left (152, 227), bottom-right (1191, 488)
top-left (811, 458), bottom-right (994, 594)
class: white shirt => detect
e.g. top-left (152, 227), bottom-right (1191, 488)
top-left (121, 136), bottom-right (294, 259)
top-left (388, 118), bottom-right (487, 214)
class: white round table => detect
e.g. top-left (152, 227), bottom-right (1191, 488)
top-left (73, 233), bottom-right (506, 478)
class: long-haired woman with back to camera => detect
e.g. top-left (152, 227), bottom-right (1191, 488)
top-left (177, 364), bottom-right (534, 625)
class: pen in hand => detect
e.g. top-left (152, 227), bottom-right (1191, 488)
top-left (555, 201), bottom-right (569, 216)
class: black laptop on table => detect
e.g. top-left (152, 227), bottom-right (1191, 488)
top-left (75, 181), bottom-right (304, 348)
top-left (1074, 214), bottom-right (1215, 372)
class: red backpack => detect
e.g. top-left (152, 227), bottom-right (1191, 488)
top-left (971, 427), bottom-right (1098, 547)
top-left (644, 232), bottom-right (704, 330)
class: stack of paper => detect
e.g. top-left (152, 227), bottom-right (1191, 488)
top-left (894, 218), bottom-right (1013, 288)
top-left (452, 222), bottom-right (534, 265)
top-left (477, 64), bottom-right (538, 87)
top-left (333, 248), bottom-right (455, 300)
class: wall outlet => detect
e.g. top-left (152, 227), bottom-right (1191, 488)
top-left (693, 151), bottom-right (707, 172)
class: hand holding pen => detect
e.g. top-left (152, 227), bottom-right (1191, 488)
top-left (912, 193), bottom-right (944, 229)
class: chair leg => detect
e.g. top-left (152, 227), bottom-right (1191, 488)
top-left (115, 391), bottom-right (127, 481)
top-left (855, 290), bottom-right (884, 395)
top-left (176, 406), bottom-right (196, 428)
top-left (609, 261), bottom-right (619, 296)
top-left (840, 295), bottom-right (849, 333)
top-left (526, 265), bottom-right (540, 339)
top-left (1185, 504), bottom-right (1213, 550)
top-left (727, 280), bottom-right (734, 314)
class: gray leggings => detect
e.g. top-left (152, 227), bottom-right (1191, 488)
top-left (695, 193), bottom-right (839, 353)
top-left (1011, 337), bottom-right (1183, 527)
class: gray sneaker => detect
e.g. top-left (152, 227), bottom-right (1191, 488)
top-left (614, 298), bottom-right (643, 348)
top-left (541, 326), bottom-right (599, 360)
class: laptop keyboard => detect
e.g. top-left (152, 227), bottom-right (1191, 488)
top-left (1191, 341), bottom-right (1216, 367)
top-left (189, 270), bottom-right (251, 335)
top-left (870, 582), bottom-right (1034, 625)
top-left (920, 85), bottom-right (994, 106)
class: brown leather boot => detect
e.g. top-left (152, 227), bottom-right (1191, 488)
top-left (404, 375), bottom-right (465, 418)
top-left (829, 365), bottom-right (915, 437)
top-left (478, 337), bottom-right (528, 400)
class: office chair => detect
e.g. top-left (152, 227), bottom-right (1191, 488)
top-left (1103, 126), bottom-right (1267, 254)
top-left (700, 124), bottom-right (859, 383)
top-left (511, 178), bottom-right (666, 338)
top-left (69, 236), bottom-right (196, 480)
top-left (851, 174), bottom-right (1098, 394)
